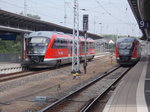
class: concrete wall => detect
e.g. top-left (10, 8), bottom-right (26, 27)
top-left (0, 53), bottom-right (21, 62)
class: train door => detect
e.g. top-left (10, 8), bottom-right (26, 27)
top-left (23, 34), bottom-right (30, 61)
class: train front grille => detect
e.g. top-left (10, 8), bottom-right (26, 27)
top-left (120, 56), bottom-right (130, 62)
top-left (29, 56), bottom-right (44, 63)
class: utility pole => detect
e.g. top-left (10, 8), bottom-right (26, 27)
top-left (64, 0), bottom-right (67, 26)
top-left (24, 0), bottom-right (27, 16)
top-left (93, 16), bottom-right (96, 34)
top-left (72, 0), bottom-right (80, 74)
top-left (99, 23), bottom-right (102, 34)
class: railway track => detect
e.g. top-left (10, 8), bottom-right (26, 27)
top-left (0, 53), bottom-right (118, 111)
top-left (0, 53), bottom-right (112, 83)
top-left (39, 65), bottom-right (131, 112)
top-left (0, 65), bottom-right (71, 83)
top-left (0, 71), bottom-right (42, 83)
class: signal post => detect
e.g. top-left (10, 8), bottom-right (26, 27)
top-left (83, 14), bottom-right (88, 74)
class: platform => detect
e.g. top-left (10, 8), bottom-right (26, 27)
top-left (103, 55), bottom-right (150, 112)
top-left (0, 62), bottom-right (27, 74)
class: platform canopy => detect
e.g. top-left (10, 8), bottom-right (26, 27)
top-left (128, 0), bottom-right (150, 40)
top-left (0, 9), bottom-right (102, 40)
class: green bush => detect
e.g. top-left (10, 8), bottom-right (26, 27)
top-left (0, 40), bottom-right (20, 54)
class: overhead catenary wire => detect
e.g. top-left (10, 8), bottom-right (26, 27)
top-left (94, 0), bottom-right (141, 36)
top-left (0, 0), bottom-right (75, 26)
top-left (95, 0), bottom-right (130, 24)
top-left (0, 0), bottom-right (140, 36)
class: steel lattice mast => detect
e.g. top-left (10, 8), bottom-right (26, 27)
top-left (24, 0), bottom-right (27, 16)
top-left (72, 0), bottom-right (80, 73)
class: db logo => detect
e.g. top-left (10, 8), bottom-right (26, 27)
top-left (58, 51), bottom-right (63, 55)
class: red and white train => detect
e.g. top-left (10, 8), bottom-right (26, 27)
top-left (23, 31), bottom-right (95, 68)
top-left (115, 37), bottom-right (141, 66)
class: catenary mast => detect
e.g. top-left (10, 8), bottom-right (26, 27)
top-left (72, 0), bottom-right (80, 73)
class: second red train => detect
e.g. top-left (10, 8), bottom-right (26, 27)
top-left (115, 37), bottom-right (141, 66)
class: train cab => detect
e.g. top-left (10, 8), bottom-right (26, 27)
top-left (116, 37), bottom-right (141, 66)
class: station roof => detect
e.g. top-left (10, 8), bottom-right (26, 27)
top-left (0, 9), bottom-right (102, 40)
top-left (128, 0), bottom-right (150, 40)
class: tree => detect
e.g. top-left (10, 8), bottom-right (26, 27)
top-left (26, 13), bottom-right (41, 20)
top-left (0, 40), bottom-right (20, 53)
top-left (19, 12), bottom-right (41, 20)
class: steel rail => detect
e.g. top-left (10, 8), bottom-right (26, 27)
top-left (0, 71), bottom-right (37, 82)
top-left (39, 65), bottom-right (120, 112)
top-left (80, 67), bottom-right (131, 112)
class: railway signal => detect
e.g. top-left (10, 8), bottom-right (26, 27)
top-left (83, 14), bottom-right (88, 31)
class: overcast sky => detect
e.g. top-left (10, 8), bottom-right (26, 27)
top-left (0, 0), bottom-right (142, 37)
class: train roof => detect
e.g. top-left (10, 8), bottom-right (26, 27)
top-left (27, 31), bottom-right (61, 38)
top-left (116, 37), bottom-right (138, 43)
top-left (26, 31), bottom-right (94, 41)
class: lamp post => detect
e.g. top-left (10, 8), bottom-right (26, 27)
top-left (99, 23), bottom-right (102, 34)
top-left (24, 0), bottom-right (27, 16)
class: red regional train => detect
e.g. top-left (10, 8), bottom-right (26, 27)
top-left (115, 37), bottom-right (141, 66)
top-left (23, 31), bottom-right (95, 68)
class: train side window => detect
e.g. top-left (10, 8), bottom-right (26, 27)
top-left (60, 39), bottom-right (62, 48)
top-left (52, 38), bottom-right (61, 48)
top-left (86, 42), bottom-right (89, 51)
top-left (52, 39), bottom-right (57, 48)
top-left (62, 39), bottom-right (65, 48)
top-left (81, 42), bottom-right (85, 53)
top-left (65, 39), bottom-right (68, 48)
top-left (64, 39), bottom-right (67, 48)
top-left (90, 42), bottom-right (95, 48)
top-left (61, 39), bottom-right (63, 48)
top-left (58, 38), bottom-right (61, 48)
top-left (90, 42), bottom-right (92, 48)
top-left (68, 40), bottom-right (72, 54)
top-left (60, 39), bottom-right (67, 48)
top-left (68, 40), bottom-right (70, 47)
top-left (70, 41), bottom-right (72, 45)
top-left (53, 38), bottom-right (67, 49)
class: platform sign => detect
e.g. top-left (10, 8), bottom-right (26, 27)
top-left (139, 20), bottom-right (150, 29)
top-left (0, 34), bottom-right (16, 40)
top-left (83, 14), bottom-right (88, 31)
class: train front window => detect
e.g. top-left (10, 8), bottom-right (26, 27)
top-left (27, 37), bottom-right (50, 55)
top-left (29, 37), bottom-right (49, 44)
top-left (27, 46), bottom-right (47, 54)
top-left (118, 42), bottom-right (133, 50)
top-left (118, 42), bottom-right (133, 55)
